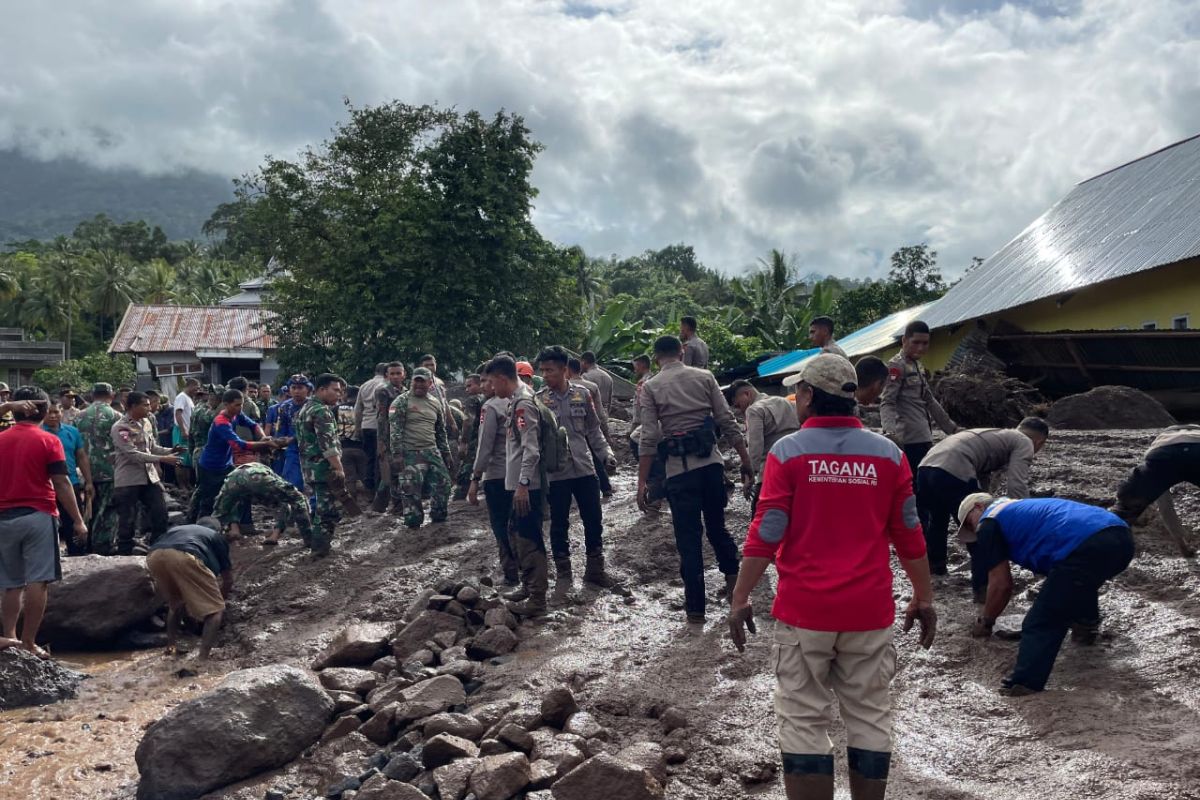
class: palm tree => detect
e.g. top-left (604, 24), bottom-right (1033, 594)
top-left (45, 237), bottom-right (91, 359)
top-left (89, 249), bottom-right (138, 341)
top-left (137, 258), bottom-right (178, 304)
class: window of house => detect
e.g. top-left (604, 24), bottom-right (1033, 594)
top-left (1142, 321), bottom-right (1158, 331)
top-left (1173, 315), bottom-right (1190, 330)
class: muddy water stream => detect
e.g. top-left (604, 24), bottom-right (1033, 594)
top-left (3, 430), bottom-right (1200, 799)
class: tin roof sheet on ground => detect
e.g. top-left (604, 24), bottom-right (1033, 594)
top-left (923, 134), bottom-right (1200, 330)
top-left (758, 302), bottom-right (933, 378)
top-left (108, 305), bottom-right (274, 354)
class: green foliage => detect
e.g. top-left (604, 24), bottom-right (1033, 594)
top-left (583, 298), bottom-right (656, 363)
top-left (32, 352), bottom-right (136, 392)
top-left (224, 100), bottom-right (582, 380)
top-left (830, 280), bottom-right (906, 334)
top-left (691, 317), bottom-right (766, 371)
top-left (888, 243), bottom-right (947, 306)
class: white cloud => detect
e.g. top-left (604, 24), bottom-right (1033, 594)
top-left (1, 0), bottom-right (1198, 279)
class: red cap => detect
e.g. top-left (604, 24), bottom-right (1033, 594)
top-left (516, 361), bottom-right (534, 377)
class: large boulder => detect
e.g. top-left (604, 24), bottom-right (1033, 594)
top-left (313, 622), bottom-right (394, 670)
top-left (135, 665), bottom-right (333, 800)
top-left (41, 555), bottom-right (160, 646)
top-left (0, 648), bottom-right (85, 709)
top-left (552, 754), bottom-right (664, 800)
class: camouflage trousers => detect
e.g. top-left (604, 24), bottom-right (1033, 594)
top-left (306, 481), bottom-right (342, 549)
top-left (90, 481), bottom-right (119, 554)
top-left (456, 442), bottom-right (478, 488)
top-left (395, 449), bottom-right (450, 528)
top-left (214, 463), bottom-right (313, 541)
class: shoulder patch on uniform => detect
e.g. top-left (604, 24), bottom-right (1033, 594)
top-left (888, 367), bottom-right (902, 382)
top-left (516, 407), bottom-right (527, 431)
top-left (119, 430), bottom-right (130, 442)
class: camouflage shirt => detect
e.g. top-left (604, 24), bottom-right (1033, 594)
top-left (76, 401), bottom-right (122, 482)
top-left (190, 405), bottom-right (217, 454)
top-left (460, 394), bottom-right (484, 446)
top-left (296, 398), bottom-right (340, 482)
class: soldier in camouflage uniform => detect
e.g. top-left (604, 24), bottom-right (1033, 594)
top-left (296, 373), bottom-right (360, 556)
top-left (75, 382), bottom-right (122, 553)
top-left (389, 367), bottom-right (453, 529)
top-left (186, 386), bottom-right (222, 522)
top-left (372, 362), bottom-right (408, 513)
top-left (454, 374), bottom-right (485, 500)
top-left (213, 462), bottom-right (313, 545)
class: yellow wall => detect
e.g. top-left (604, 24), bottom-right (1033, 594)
top-left (865, 256), bottom-right (1200, 370)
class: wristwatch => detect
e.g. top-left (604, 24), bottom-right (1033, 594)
top-left (519, 478), bottom-right (531, 487)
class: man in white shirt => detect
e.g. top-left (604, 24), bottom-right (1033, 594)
top-left (173, 378), bottom-right (201, 490)
top-left (354, 363), bottom-right (389, 500)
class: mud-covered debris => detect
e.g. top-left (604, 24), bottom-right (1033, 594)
top-left (931, 367), bottom-right (1045, 428)
top-left (313, 622), bottom-right (394, 670)
top-left (1047, 385), bottom-right (1176, 430)
top-left (134, 665), bottom-right (333, 800)
top-left (739, 759), bottom-right (778, 785)
top-left (469, 752), bottom-right (533, 800)
top-left (540, 687), bottom-right (580, 729)
top-left (616, 742), bottom-right (668, 786)
top-left (552, 753), bottom-right (665, 800)
top-left (467, 626), bottom-right (519, 660)
top-left (40, 555), bottom-right (161, 647)
top-left (658, 706), bottom-right (689, 734)
top-left (0, 648), bottom-right (86, 710)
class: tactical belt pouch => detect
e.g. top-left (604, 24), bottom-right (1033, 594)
top-left (657, 420), bottom-right (717, 460)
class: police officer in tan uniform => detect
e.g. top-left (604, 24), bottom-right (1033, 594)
top-left (730, 379), bottom-right (800, 516)
top-left (680, 316), bottom-right (710, 369)
top-left (567, 357), bottom-right (615, 498)
top-left (638, 335), bottom-right (755, 624)
top-left (537, 346), bottom-right (617, 597)
top-left (112, 391), bottom-right (182, 554)
top-left (880, 320), bottom-right (959, 480)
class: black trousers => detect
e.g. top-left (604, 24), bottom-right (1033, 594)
top-left (482, 479), bottom-right (518, 576)
top-left (510, 488), bottom-right (545, 549)
top-left (902, 442), bottom-right (932, 488)
top-left (548, 475), bottom-right (604, 560)
top-left (1010, 526), bottom-right (1134, 691)
top-left (1114, 443), bottom-right (1200, 521)
top-left (916, 466), bottom-right (980, 575)
top-left (592, 454), bottom-right (612, 495)
top-left (664, 463), bottom-right (740, 616)
top-left (114, 483), bottom-right (168, 553)
top-left (57, 485), bottom-right (87, 555)
top-left (361, 429), bottom-right (378, 495)
top-left (194, 465), bottom-right (250, 525)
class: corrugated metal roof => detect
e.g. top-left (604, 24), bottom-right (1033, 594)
top-left (923, 134), bottom-right (1200, 329)
top-left (758, 302), bottom-right (934, 378)
top-left (108, 305), bottom-right (274, 355)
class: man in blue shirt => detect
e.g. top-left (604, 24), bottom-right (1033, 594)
top-left (266, 376), bottom-right (310, 494)
top-left (957, 495), bottom-right (1134, 695)
top-left (42, 400), bottom-right (93, 554)
top-left (194, 389), bottom-right (276, 521)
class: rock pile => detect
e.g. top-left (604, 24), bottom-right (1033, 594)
top-left (0, 647), bottom-right (86, 710)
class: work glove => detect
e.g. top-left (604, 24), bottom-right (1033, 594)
top-left (903, 599), bottom-right (937, 649)
top-left (728, 603), bottom-right (757, 653)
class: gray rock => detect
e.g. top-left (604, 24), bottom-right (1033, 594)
top-left (0, 648), bottom-right (85, 709)
top-left (532, 739), bottom-right (585, 779)
top-left (444, 600), bottom-right (468, 618)
top-left (399, 675), bottom-right (467, 711)
top-left (392, 611), bottom-right (467, 660)
top-left (422, 733), bottom-right (480, 769)
top-left (615, 742), bottom-right (668, 787)
top-left (355, 772), bottom-right (429, 800)
top-left (433, 756), bottom-right (480, 800)
top-left (483, 607), bottom-right (518, 630)
top-left (456, 586), bottom-right (480, 605)
top-left (468, 752), bottom-right (531, 800)
top-left (563, 712), bottom-right (606, 740)
top-left (551, 754), bottom-right (664, 800)
top-left (321, 667), bottom-right (381, 695)
top-left (330, 690), bottom-right (365, 714)
top-left (659, 707), bottom-right (688, 734)
top-left (497, 724), bottom-right (534, 754)
top-left (359, 703), bottom-right (398, 744)
top-left (383, 751), bottom-right (422, 781)
top-left (436, 660), bottom-right (478, 681)
top-left (423, 712), bottom-right (486, 741)
top-left (663, 746), bottom-right (687, 765)
top-left (529, 759), bottom-right (558, 790)
top-left (371, 655), bottom-right (398, 675)
top-left (41, 555), bottom-right (160, 646)
top-left (539, 688), bottom-right (579, 729)
top-left (366, 676), bottom-right (415, 711)
top-left (320, 715), bottom-right (362, 744)
top-left (135, 665), bottom-right (333, 800)
top-left (433, 629), bottom-right (460, 649)
top-left (314, 622), bottom-right (394, 670)
top-left (527, 792), bottom-right (555, 800)
top-left (428, 594), bottom-right (455, 610)
top-left (466, 627), bottom-right (518, 661)
top-left (478, 738), bottom-right (509, 757)
top-left (471, 700), bottom-right (518, 729)
top-left (440, 645), bottom-right (469, 664)
top-left (409, 649), bottom-right (436, 667)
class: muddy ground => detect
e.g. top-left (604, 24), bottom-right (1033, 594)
top-left (3, 429), bottom-right (1200, 800)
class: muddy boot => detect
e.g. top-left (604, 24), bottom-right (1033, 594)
top-left (782, 774), bottom-right (834, 800)
top-left (452, 486), bottom-right (468, 501)
top-left (371, 489), bottom-right (389, 514)
top-left (1070, 619), bottom-right (1100, 645)
top-left (583, 550), bottom-right (618, 589)
top-left (508, 540), bottom-right (549, 618)
top-left (847, 749), bottom-right (890, 800)
top-left (501, 586), bottom-right (529, 602)
top-left (552, 557), bottom-right (574, 603)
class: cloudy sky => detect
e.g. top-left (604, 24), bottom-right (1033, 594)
top-left (3, 0), bottom-right (1199, 279)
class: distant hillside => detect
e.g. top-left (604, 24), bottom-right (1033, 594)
top-left (0, 149), bottom-right (234, 243)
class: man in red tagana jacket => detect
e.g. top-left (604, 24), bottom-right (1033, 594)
top-left (728, 354), bottom-right (937, 800)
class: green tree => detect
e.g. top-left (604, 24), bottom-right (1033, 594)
top-left (89, 249), bottom-right (139, 341)
top-left (888, 243), bottom-right (947, 305)
top-left (830, 280), bottom-right (905, 333)
top-left (222, 101), bottom-right (582, 378)
top-left (33, 352), bottom-right (136, 392)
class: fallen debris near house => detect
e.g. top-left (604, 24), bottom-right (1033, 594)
top-left (1047, 385), bottom-right (1176, 430)
top-left (932, 364), bottom-right (1046, 428)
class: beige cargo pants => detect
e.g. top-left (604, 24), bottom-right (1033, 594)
top-left (773, 621), bottom-right (896, 754)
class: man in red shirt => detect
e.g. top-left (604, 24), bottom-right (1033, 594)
top-left (729, 355), bottom-right (937, 800)
top-left (0, 387), bottom-right (88, 657)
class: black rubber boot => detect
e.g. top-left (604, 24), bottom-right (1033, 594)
top-left (783, 774), bottom-right (834, 800)
top-left (847, 748), bottom-right (890, 800)
top-left (583, 550), bottom-right (618, 588)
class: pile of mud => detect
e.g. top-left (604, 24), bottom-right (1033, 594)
top-left (1047, 385), bottom-right (1176, 430)
top-left (932, 364), bottom-right (1046, 428)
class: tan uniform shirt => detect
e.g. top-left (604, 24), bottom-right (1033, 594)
top-left (355, 375), bottom-right (386, 431)
top-left (581, 367), bottom-right (613, 411)
top-left (920, 428), bottom-right (1036, 498)
top-left (537, 381), bottom-right (612, 482)
top-left (638, 360), bottom-right (745, 479)
top-left (682, 335), bottom-right (710, 369)
top-left (111, 415), bottom-right (173, 487)
top-left (745, 394), bottom-right (801, 477)
top-left (574, 376), bottom-right (610, 434)
top-left (505, 384), bottom-right (542, 491)
top-left (879, 352), bottom-right (957, 445)
top-left (1149, 425), bottom-right (1200, 452)
top-left (399, 395), bottom-right (442, 451)
top-left (472, 396), bottom-right (508, 482)
top-left (823, 341), bottom-right (848, 358)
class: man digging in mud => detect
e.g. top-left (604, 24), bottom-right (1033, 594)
top-left (1111, 424), bottom-right (1200, 557)
top-left (730, 355), bottom-right (936, 800)
top-left (146, 517), bottom-right (232, 660)
top-left (958, 494), bottom-right (1135, 695)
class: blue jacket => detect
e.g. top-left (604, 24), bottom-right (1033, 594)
top-left (984, 498), bottom-right (1127, 574)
